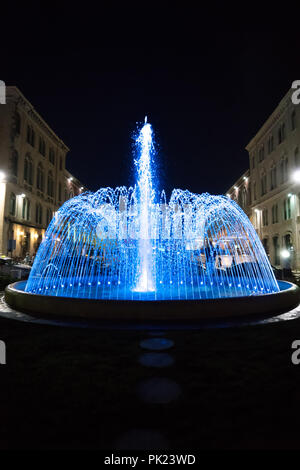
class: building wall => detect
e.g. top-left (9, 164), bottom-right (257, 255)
top-left (0, 86), bottom-right (86, 258)
top-left (226, 170), bottom-right (251, 217)
top-left (227, 88), bottom-right (300, 270)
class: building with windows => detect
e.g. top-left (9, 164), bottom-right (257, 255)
top-left (0, 86), bottom-right (87, 258)
top-left (227, 87), bottom-right (300, 270)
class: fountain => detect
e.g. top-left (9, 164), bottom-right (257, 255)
top-left (5, 119), bottom-right (300, 321)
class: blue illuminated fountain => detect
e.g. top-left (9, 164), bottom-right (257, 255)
top-left (25, 118), bottom-right (279, 301)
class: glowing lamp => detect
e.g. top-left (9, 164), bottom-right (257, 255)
top-left (281, 249), bottom-right (290, 259)
top-left (293, 170), bottom-right (300, 183)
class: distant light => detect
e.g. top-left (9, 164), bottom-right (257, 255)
top-left (243, 176), bottom-right (248, 181)
top-left (255, 208), bottom-right (260, 213)
top-left (68, 177), bottom-right (73, 182)
top-left (226, 193), bottom-right (231, 198)
top-left (288, 193), bottom-right (293, 198)
top-left (0, 171), bottom-right (5, 182)
top-left (293, 170), bottom-right (300, 183)
top-left (20, 193), bottom-right (25, 198)
top-left (281, 249), bottom-right (290, 259)
top-left (80, 187), bottom-right (84, 190)
top-left (234, 186), bottom-right (238, 190)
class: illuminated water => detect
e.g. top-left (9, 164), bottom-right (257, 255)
top-left (25, 119), bottom-right (279, 300)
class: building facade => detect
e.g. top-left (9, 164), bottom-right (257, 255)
top-left (0, 86), bottom-right (86, 258)
top-left (226, 169), bottom-right (251, 217)
top-left (227, 88), bottom-right (300, 270)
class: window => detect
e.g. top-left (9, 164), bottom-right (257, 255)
top-left (15, 112), bottom-right (21, 134)
top-left (283, 197), bottom-right (291, 220)
top-left (11, 150), bottom-right (18, 177)
top-left (258, 145), bottom-right (265, 162)
top-left (295, 148), bottom-right (299, 168)
top-left (47, 171), bottom-right (54, 197)
top-left (36, 163), bottom-right (44, 191)
top-left (260, 173), bottom-right (267, 196)
top-left (262, 208), bottom-right (268, 226)
top-left (284, 233), bottom-right (292, 250)
top-left (253, 182), bottom-right (257, 201)
top-left (49, 148), bottom-right (55, 165)
top-left (26, 125), bottom-right (35, 147)
top-left (270, 165), bottom-right (277, 190)
top-left (291, 110), bottom-right (297, 131)
top-left (39, 137), bottom-right (46, 156)
top-left (242, 188), bottom-right (247, 208)
top-left (262, 238), bottom-right (269, 255)
top-left (284, 157), bottom-right (289, 182)
top-left (278, 123), bottom-right (286, 144)
top-left (280, 157), bottom-right (288, 184)
top-left (58, 182), bottom-right (62, 201)
top-left (251, 154), bottom-right (255, 169)
top-left (272, 204), bottom-right (278, 224)
top-left (24, 154), bottom-right (33, 185)
top-left (22, 197), bottom-right (30, 221)
top-left (9, 193), bottom-right (16, 216)
top-left (273, 236), bottom-right (280, 265)
top-left (267, 135), bottom-right (274, 154)
top-left (59, 156), bottom-right (63, 171)
top-left (35, 203), bottom-right (43, 225)
top-left (46, 208), bottom-right (52, 226)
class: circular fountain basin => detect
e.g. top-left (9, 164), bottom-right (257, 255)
top-left (4, 280), bottom-right (300, 323)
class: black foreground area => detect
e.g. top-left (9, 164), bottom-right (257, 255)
top-left (0, 314), bottom-right (300, 450)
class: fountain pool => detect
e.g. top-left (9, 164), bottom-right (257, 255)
top-left (5, 118), bottom-right (300, 321)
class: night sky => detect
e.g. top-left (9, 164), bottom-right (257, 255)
top-left (2, 8), bottom-right (300, 197)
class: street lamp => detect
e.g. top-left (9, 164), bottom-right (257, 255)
top-left (293, 170), bottom-right (300, 183)
top-left (281, 249), bottom-right (290, 259)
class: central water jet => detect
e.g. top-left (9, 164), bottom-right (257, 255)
top-left (134, 116), bottom-right (155, 292)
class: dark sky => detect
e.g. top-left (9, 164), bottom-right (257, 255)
top-left (2, 7), bottom-right (300, 197)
